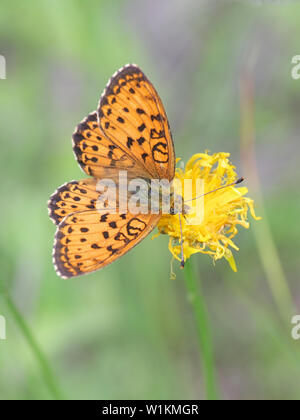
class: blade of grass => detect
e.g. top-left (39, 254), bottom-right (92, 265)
top-left (224, 271), bottom-right (300, 367)
top-left (183, 260), bottom-right (219, 400)
top-left (239, 68), bottom-right (295, 321)
top-left (2, 292), bottom-right (64, 400)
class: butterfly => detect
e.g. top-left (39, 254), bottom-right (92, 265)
top-left (48, 64), bottom-right (176, 278)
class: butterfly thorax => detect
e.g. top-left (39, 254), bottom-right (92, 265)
top-left (142, 180), bottom-right (190, 215)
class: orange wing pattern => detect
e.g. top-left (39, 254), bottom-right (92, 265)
top-left (72, 112), bottom-right (148, 179)
top-left (98, 64), bottom-right (175, 181)
top-left (48, 178), bottom-right (100, 226)
top-left (49, 64), bottom-right (175, 278)
top-left (53, 208), bottom-right (160, 278)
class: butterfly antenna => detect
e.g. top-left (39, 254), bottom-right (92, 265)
top-left (185, 177), bottom-right (244, 203)
top-left (178, 213), bottom-right (185, 268)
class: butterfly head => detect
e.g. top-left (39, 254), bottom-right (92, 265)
top-left (169, 195), bottom-right (190, 216)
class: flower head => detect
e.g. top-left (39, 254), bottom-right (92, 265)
top-left (156, 152), bottom-right (260, 272)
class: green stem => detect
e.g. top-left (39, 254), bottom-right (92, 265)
top-left (239, 70), bottom-right (294, 321)
top-left (183, 260), bottom-right (219, 400)
top-left (3, 293), bottom-right (64, 400)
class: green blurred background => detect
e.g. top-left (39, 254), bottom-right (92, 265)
top-left (0, 0), bottom-right (300, 400)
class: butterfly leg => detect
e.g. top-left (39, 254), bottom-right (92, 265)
top-left (178, 213), bottom-right (185, 268)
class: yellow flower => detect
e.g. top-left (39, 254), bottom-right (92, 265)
top-left (156, 152), bottom-right (260, 272)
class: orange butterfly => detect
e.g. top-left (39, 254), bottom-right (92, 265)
top-left (48, 64), bottom-right (176, 278)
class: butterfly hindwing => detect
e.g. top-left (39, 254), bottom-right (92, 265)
top-left (48, 178), bottom-right (100, 226)
top-left (98, 64), bottom-right (175, 181)
top-left (53, 209), bottom-right (160, 278)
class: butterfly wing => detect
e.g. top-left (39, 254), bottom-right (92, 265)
top-left (72, 112), bottom-right (148, 179)
top-left (49, 179), bottom-right (160, 278)
top-left (53, 209), bottom-right (160, 278)
top-left (50, 64), bottom-right (175, 278)
top-left (98, 64), bottom-right (175, 181)
top-left (48, 178), bottom-right (104, 226)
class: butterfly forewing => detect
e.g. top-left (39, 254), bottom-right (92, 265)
top-left (72, 112), bottom-right (147, 179)
top-left (98, 64), bottom-right (175, 181)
